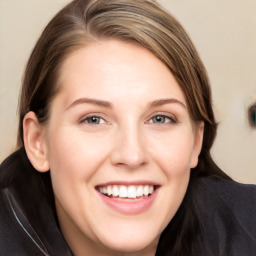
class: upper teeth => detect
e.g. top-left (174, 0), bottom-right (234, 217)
top-left (98, 185), bottom-right (154, 198)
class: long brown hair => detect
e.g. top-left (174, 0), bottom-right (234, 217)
top-left (3, 0), bottom-right (231, 255)
top-left (17, 0), bottom-right (228, 180)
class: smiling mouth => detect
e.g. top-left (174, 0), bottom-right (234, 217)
top-left (96, 185), bottom-right (158, 200)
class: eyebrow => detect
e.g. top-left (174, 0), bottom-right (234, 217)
top-left (66, 98), bottom-right (113, 110)
top-left (66, 97), bottom-right (186, 110)
top-left (149, 98), bottom-right (187, 109)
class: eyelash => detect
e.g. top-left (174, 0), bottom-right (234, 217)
top-left (79, 114), bottom-right (106, 125)
top-left (79, 113), bottom-right (178, 125)
top-left (147, 114), bottom-right (177, 125)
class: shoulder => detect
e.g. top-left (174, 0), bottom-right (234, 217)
top-left (197, 176), bottom-right (256, 207)
top-left (0, 188), bottom-right (49, 255)
top-left (194, 177), bottom-right (256, 255)
top-left (0, 150), bottom-right (73, 256)
top-left (197, 177), bottom-right (256, 219)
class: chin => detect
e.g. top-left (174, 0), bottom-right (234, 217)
top-left (97, 228), bottom-right (159, 254)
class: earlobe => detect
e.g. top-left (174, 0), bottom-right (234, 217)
top-left (23, 111), bottom-right (50, 172)
top-left (190, 122), bottom-right (204, 168)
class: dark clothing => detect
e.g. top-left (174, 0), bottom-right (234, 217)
top-left (0, 188), bottom-right (72, 256)
top-left (0, 150), bottom-right (72, 256)
top-left (0, 153), bottom-right (256, 255)
top-left (192, 177), bottom-right (256, 256)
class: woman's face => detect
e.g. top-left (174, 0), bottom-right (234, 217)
top-left (34, 40), bottom-right (204, 255)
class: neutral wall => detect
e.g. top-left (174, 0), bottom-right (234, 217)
top-left (0, 0), bottom-right (255, 183)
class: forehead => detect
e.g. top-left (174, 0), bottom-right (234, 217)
top-left (57, 40), bottom-right (186, 106)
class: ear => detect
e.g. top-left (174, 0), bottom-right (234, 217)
top-left (23, 111), bottom-right (50, 172)
top-left (190, 122), bottom-right (204, 168)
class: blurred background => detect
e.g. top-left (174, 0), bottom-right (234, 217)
top-left (0, 0), bottom-right (255, 183)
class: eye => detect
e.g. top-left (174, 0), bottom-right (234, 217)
top-left (149, 115), bottom-right (177, 124)
top-left (80, 115), bottom-right (105, 124)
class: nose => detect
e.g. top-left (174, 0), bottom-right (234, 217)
top-left (110, 125), bottom-right (148, 169)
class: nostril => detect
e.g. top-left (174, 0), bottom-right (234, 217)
top-left (248, 103), bottom-right (256, 129)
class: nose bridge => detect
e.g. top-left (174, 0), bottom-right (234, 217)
top-left (110, 120), bottom-right (148, 168)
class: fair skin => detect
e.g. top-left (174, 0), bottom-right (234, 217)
top-left (23, 40), bottom-right (204, 256)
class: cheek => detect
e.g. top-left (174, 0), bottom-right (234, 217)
top-left (149, 130), bottom-right (195, 178)
top-left (45, 127), bottom-right (110, 186)
top-left (45, 128), bottom-right (111, 229)
top-left (147, 131), bottom-right (193, 233)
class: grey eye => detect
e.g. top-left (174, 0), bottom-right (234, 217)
top-left (151, 115), bottom-right (175, 124)
top-left (152, 115), bottom-right (166, 123)
top-left (85, 116), bottom-right (103, 124)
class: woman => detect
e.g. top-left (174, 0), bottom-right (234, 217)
top-left (0, 0), bottom-right (255, 255)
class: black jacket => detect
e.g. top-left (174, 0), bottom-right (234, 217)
top-left (0, 152), bottom-right (256, 255)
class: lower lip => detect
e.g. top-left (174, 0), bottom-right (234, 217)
top-left (96, 189), bottom-right (159, 215)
